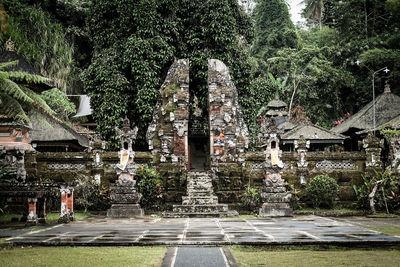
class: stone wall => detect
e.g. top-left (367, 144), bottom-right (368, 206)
top-left (24, 151), bottom-right (152, 185)
top-left (244, 151), bottom-right (366, 202)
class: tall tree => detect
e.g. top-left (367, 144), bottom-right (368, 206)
top-left (252, 0), bottom-right (298, 60)
top-left (301, 0), bottom-right (324, 30)
top-left (82, 0), bottom-right (254, 149)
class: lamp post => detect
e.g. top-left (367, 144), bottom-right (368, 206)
top-left (355, 60), bottom-right (390, 134)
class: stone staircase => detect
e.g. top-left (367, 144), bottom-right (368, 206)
top-left (164, 171), bottom-right (236, 217)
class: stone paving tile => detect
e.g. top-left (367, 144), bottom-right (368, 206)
top-left (5, 216), bottom-right (400, 246)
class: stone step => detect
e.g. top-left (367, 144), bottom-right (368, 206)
top-left (187, 191), bottom-right (214, 197)
top-left (172, 204), bottom-right (228, 213)
top-left (187, 185), bottom-right (213, 191)
top-left (162, 211), bottom-right (231, 218)
top-left (182, 196), bottom-right (219, 205)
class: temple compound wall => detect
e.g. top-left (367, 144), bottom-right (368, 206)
top-left (19, 59), bottom-right (375, 211)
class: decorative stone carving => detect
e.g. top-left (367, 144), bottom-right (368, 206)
top-left (258, 113), bottom-right (292, 217)
top-left (360, 133), bottom-right (384, 169)
top-left (208, 59), bottom-right (249, 164)
top-left (316, 160), bottom-right (356, 170)
top-left (295, 135), bottom-right (309, 168)
top-left (59, 185), bottom-right (74, 223)
top-left (107, 117), bottom-right (143, 218)
top-left (146, 59), bottom-right (189, 165)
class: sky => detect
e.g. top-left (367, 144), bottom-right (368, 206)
top-left (287, 0), bottom-right (306, 25)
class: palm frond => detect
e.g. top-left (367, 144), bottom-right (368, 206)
top-left (0, 94), bottom-right (29, 122)
top-left (0, 60), bottom-right (18, 71)
top-left (7, 71), bottom-right (52, 84)
top-left (0, 79), bottom-right (33, 105)
top-left (20, 86), bottom-right (55, 116)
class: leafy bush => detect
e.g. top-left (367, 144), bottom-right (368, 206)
top-left (306, 175), bottom-right (339, 208)
top-left (241, 186), bottom-right (260, 213)
top-left (74, 175), bottom-right (110, 212)
top-left (354, 169), bottom-right (400, 213)
top-left (136, 166), bottom-right (163, 211)
top-left (41, 88), bottom-right (76, 121)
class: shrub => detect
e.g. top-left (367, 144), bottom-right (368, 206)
top-left (306, 175), bottom-right (339, 208)
top-left (136, 166), bottom-right (164, 211)
top-left (74, 175), bottom-right (111, 212)
top-left (241, 186), bottom-right (260, 213)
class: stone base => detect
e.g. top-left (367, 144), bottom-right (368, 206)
top-left (107, 204), bottom-right (144, 218)
top-left (259, 203), bottom-right (293, 217)
top-left (58, 214), bottom-right (74, 224)
top-left (163, 204), bottom-right (238, 218)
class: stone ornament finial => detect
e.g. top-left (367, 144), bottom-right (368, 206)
top-left (384, 81), bottom-right (391, 94)
top-left (5, 37), bottom-right (15, 51)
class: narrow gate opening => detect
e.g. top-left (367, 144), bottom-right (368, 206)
top-left (188, 61), bottom-right (209, 170)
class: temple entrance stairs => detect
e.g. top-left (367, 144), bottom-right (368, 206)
top-left (163, 171), bottom-right (237, 217)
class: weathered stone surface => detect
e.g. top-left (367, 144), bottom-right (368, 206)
top-left (208, 59), bottom-right (249, 164)
top-left (165, 171), bottom-right (235, 217)
top-left (107, 204), bottom-right (143, 217)
top-left (147, 59), bottom-right (189, 166)
top-left (259, 203), bottom-right (293, 217)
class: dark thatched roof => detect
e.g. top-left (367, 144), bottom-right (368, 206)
top-left (282, 122), bottom-right (347, 144)
top-left (332, 90), bottom-right (400, 135)
top-left (29, 113), bottom-right (89, 148)
top-left (0, 51), bottom-right (54, 91)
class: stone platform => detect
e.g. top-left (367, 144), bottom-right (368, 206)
top-left (5, 216), bottom-right (400, 246)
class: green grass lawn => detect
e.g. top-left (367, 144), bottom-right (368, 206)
top-left (230, 247), bottom-right (400, 267)
top-left (369, 226), bottom-right (400, 236)
top-left (1, 246), bottom-right (167, 267)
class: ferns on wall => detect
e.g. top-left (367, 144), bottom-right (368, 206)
top-left (0, 1), bottom-right (78, 93)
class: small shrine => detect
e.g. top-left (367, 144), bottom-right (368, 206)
top-left (107, 117), bottom-right (143, 217)
top-left (258, 100), bottom-right (293, 217)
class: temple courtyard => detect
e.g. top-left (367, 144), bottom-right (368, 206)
top-left (1, 215), bottom-right (400, 266)
top-left (3, 215), bottom-right (400, 246)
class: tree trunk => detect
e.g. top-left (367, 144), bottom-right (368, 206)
top-left (368, 179), bottom-right (384, 214)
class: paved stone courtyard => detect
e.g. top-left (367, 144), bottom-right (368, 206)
top-left (5, 215), bottom-right (400, 246)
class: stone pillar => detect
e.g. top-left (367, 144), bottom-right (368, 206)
top-left (294, 135), bottom-right (310, 185)
top-left (258, 123), bottom-right (292, 217)
top-left (67, 188), bottom-right (74, 221)
top-left (37, 197), bottom-right (47, 224)
top-left (146, 59), bottom-right (190, 165)
top-left (361, 133), bottom-right (384, 173)
top-left (26, 197), bottom-right (37, 225)
top-left (59, 185), bottom-right (73, 223)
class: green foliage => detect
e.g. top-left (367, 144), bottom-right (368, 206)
top-left (241, 186), bottom-right (260, 213)
top-left (1, 0), bottom-right (79, 92)
top-left (0, 60), bottom-right (56, 123)
top-left (306, 175), bottom-right (339, 208)
top-left (136, 166), bottom-right (163, 211)
top-left (74, 175), bottom-right (111, 212)
top-left (354, 169), bottom-right (400, 212)
top-left (83, 0), bottom-right (255, 149)
top-left (41, 88), bottom-right (76, 121)
top-left (301, 0), bottom-right (323, 29)
top-left (252, 0), bottom-right (298, 60)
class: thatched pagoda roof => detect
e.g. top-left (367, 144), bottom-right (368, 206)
top-left (29, 113), bottom-right (89, 148)
top-left (282, 122), bottom-right (347, 144)
top-left (332, 87), bottom-right (400, 135)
